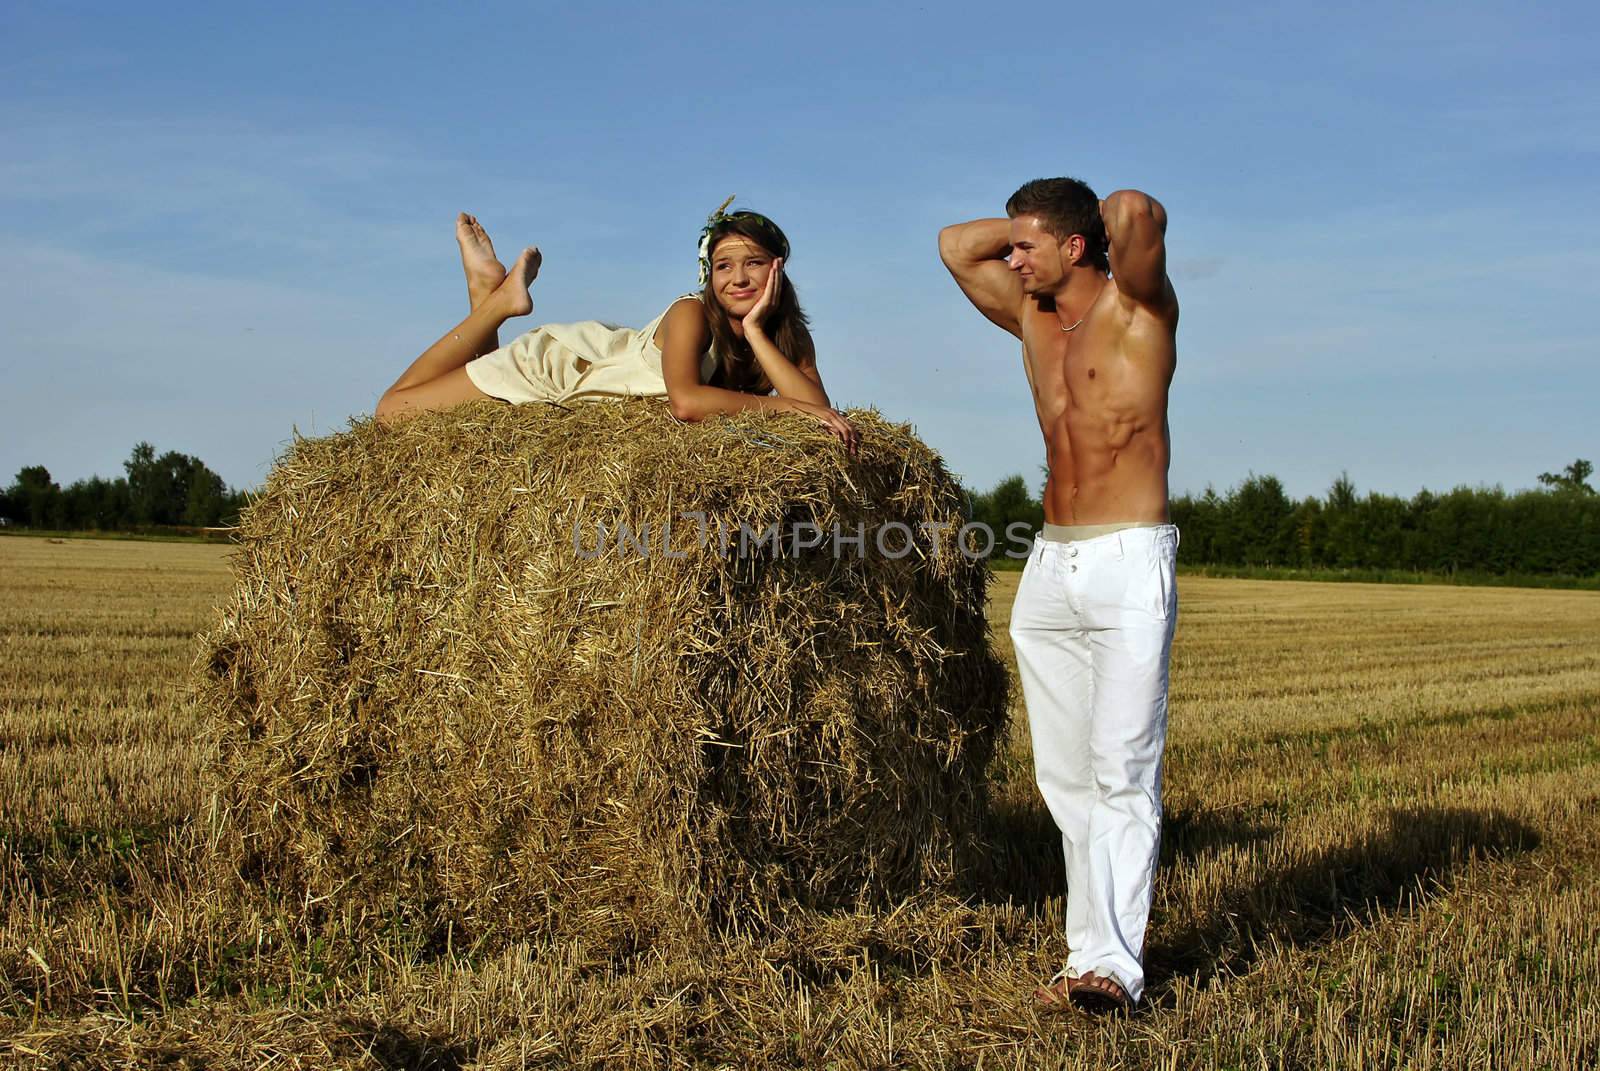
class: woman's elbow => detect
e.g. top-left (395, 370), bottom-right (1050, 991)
top-left (374, 391), bottom-right (408, 424)
top-left (668, 393), bottom-right (702, 422)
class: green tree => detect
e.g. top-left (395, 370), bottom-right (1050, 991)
top-left (1288, 497), bottom-right (1324, 566)
top-left (968, 473), bottom-right (1044, 557)
top-left (124, 442), bottom-right (170, 524)
top-left (1170, 486), bottom-right (1224, 563)
top-left (61, 476), bottom-right (131, 529)
top-left (220, 488), bottom-right (251, 527)
top-left (1169, 470), bottom-right (1598, 578)
top-left (1537, 459), bottom-right (1595, 495)
top-left (1322, 473), bottom-right (1363, 566)
top-left (184, 464), bottom-right (228, 526)
top-left (1353, 491), bottom-right (1408, 569)
top-left (124, 442), bottom-right (232, 526)
top-left (8, 466), bottom-right (62, 528)
top-left (1228, 474), bottom-right (1295, 565)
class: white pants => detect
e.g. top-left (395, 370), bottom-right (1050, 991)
top-left (1008, 524), bottom-right (1178, 1003)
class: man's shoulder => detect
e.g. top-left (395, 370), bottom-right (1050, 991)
top-left (1016, 299), bottom-right (1059, 352)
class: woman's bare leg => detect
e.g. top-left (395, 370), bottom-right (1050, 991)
top-left (457, 212), bottom-right (508, 356)
top-left (376, 247), bottom-right (540, 420)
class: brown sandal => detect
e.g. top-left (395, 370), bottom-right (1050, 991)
top-left (1068, 971), bottom-right (1132, 1016)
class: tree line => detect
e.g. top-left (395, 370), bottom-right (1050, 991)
top-left (1, 444), bottom-right (250, 531)
top-left (9, 442), bottom-right (1597, 577)
top-left (968, 460), bottom-right (1599, 577)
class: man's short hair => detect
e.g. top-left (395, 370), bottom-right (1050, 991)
top-left (1006, 177), bottom-right (1109, 272)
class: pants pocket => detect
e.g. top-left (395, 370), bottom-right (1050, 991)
top-left (1147, 543), bottom-right (1175, 621)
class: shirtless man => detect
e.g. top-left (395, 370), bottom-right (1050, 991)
top-left (940, 177), bottom-right (1178, 1015)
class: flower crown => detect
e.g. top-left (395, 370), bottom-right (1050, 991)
top-left (696, 195), bottom-right (789, 286)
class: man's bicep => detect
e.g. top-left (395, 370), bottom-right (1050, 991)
top-left (946, 259), bottom-right (1025, 337)
top-left (1105, 192), bottom-right (1175, 313)
top-left (1110, 237), bottom-right (1172, 312)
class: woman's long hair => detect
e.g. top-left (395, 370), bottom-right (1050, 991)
top-left (698, 212), bottom-right (813, 394)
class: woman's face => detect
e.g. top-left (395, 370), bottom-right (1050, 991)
top-left (708, 234), bottom-right (777, 319)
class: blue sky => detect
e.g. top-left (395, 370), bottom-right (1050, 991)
top-left (3, 1), bottom-right (1595, 501)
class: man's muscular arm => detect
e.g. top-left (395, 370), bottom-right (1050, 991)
top-left (939, 218), bottom-right (1025, 338)
top-left (1101, 190), bottom-right (1176, 317)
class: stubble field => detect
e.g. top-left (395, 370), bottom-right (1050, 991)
top-left (1, 536), bottom-right (1597, 1069)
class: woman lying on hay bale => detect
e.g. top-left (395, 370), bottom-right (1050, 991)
top-left (374, 199), bottom-right (857, 451)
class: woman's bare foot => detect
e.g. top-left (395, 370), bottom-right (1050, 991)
top-left (489, 247), bottom-right (541, 319)
top-left (456, 213), bottom-right (507, 305)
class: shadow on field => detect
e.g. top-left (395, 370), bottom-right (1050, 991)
top-left (2, 817), bottom-right (192, 903)
top-left (335, 1021), bottom-right (476, 1071)
top-left (962, 794), bottom-right (1058, 910)
top-left (1144, 805), bottom-right (1540, 995)
top-left (968, 797), bottom-right (1281, 911)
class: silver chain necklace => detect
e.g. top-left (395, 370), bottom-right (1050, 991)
top-left (1059, 280), bottom-right (1108, 332)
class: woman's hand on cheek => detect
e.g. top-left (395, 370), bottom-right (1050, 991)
top-left (741, 257), bottom-right (783, 334)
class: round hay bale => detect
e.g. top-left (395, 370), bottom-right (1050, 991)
top-left (197, 400), bottom-right (1009, 950)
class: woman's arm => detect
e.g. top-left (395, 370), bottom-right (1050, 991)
top-left (742, 258), bottom-right (830, 406)
top-left (656, 299), bottom-right (856, 451)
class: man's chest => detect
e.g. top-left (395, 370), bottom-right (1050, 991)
top-left (1021, 320), bottom-right (1121, 411)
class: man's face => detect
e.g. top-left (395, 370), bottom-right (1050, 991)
top-left (1006, 214), bottom-right (1069, 294)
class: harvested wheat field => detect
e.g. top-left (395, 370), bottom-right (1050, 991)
top-left (3, 485), bottom-right (1600, 1065)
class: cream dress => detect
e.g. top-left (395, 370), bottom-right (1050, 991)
top-left (464, 297), bottom-right (718, 405)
